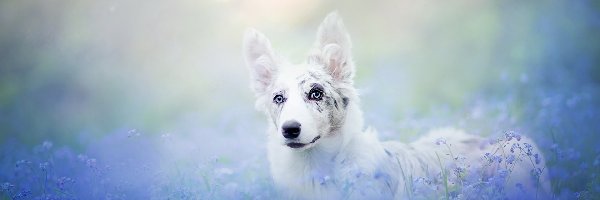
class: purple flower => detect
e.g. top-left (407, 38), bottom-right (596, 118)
top-left (42, 141), bottom-right (53, 150)
top-left (12, 190), bottom-right (31, 199)
top-left (506, 154), bottom-right (516, 164)
top-left (435, 138), bottom-right (446, 145)
top-left (510, 143), bottom-right (519, 153)
top-left (56, 177), bottom-right (74, 191)
top-left (319, 175), bottom-right (331, 185)
top-left (534, 154), bottom-right (541, 165)
top-left (550, 143), bottom-right (559, 152)
top-left (484, 153), bottom-right (493, 163)
top-left (515, 183), bottom-right (525, 192)
top-left (86, 158), bottom-right (97, 169)
top-left (77, 154), bottom-right (87, 162)
top-left (39, 162), bottom-right (49, 171)
top-left (523, 143), bottom-right (533, 156)
top-left (15, 160), bottom-right (30, 168)
top-left (1, 182), bottom-right (14, 192)
top-left (453, 167), bottom-right (465, 175)
top-left (530, 168), bottom-right (542, 179)
top-left (505, 131), bottom-right (516, 141)
top-left (493, 155), bottom-right (503, 163)
top-left (497, 169), bottom-right (509, 178)
top-left (127, 129), bottom-right (140, 138)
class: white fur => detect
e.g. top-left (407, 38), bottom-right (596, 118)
top-left (244, 12), bottom-right (550, 199)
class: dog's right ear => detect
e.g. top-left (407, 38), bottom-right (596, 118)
top-left (310, 12), bottom-right (354, 84)
top-left (243, 28), bottom-right (278, 95)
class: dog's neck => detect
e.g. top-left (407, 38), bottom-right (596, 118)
top-left (311, 101), bottom-right (364, 156)
top-left (267, 101), bottom-right (386, 197)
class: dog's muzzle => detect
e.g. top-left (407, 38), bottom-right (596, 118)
top-left (285, 135), bottom-right (321, 148)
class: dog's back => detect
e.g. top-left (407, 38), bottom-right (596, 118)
top-left (382, 128), bottom-right (551, 199)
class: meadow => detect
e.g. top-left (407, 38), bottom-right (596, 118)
top-left (1, 0), bottom-right (599, 199)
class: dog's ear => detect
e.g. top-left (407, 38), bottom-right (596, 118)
top-left (311, 11), bottom-right (354, 83)
top-left (243, 28), bottom-right (278, 95)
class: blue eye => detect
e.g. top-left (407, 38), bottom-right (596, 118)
top-left (273, 95), bottom-right (285, 104)
top-left (308, 89), bottom-right (323, 101)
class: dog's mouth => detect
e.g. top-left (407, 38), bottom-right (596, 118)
top-left (285, 135), bottom-right (321, 149)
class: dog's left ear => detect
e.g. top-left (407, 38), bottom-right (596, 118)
top-left (311, 12), bottom-right (354, 83)
top-left (243, 28), bottom-right (278, 95)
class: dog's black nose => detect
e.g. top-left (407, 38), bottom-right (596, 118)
top-left (282, 120), bottom-right (301, 139)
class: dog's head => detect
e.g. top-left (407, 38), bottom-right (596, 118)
top-left (243, 12), bottom-right (357, 150)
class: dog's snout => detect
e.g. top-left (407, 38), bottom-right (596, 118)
top-left (282, 120), bottom-right (301, 139)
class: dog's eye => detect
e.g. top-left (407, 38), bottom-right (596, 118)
top-left (308, 89), bottom-right (323, 101)
top-left (273, 95), bottom-right (285, 104)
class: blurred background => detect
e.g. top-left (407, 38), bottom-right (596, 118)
top-left (0, 0), bottom-right (599, 199)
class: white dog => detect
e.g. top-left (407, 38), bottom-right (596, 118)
top-left (243, 12), bottom-right (550, 199)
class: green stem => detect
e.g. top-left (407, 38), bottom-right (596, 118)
top-left (436, 152), bottom-right (449, 200)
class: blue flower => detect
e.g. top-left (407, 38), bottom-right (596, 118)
top-left (453, 167), bottom-right (465, 175)
top-left (493, 155), bottom-right (503, 163)
top-left (530, 168), bottom-right (542, 179)
top-left (506, 154), bottom-right (516, 164)
top-left (11, 190), bottom-right (31, 199)
top-left (435, 138), bottom-right (446, 145)
top-left (515, 183), bottom-right (525, 192)
top-left (509, 144), bottom-right (515, 153)
top-left (319, 175), bottom-right (331, 185)
top-left (15, 160), bottom-right (30, 168)
top-left (77, 154), bottom-right (87, 162)
top-left (39, 162), bottom-right (49, 171)
top-left (42, 141), bottom-right (53, 150)
top-left (523, 143), bottom-right (533, 156)
top-left (56, 177), bottom-right (74, 191)
top-left (86, 158), bottom-right (97, 169)
top-left (505, 131), bottom-right (516, 141)
top-left (497, 169), bottom-right (509, 178)
top-left (1, 182), bottom-right (14, 192)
